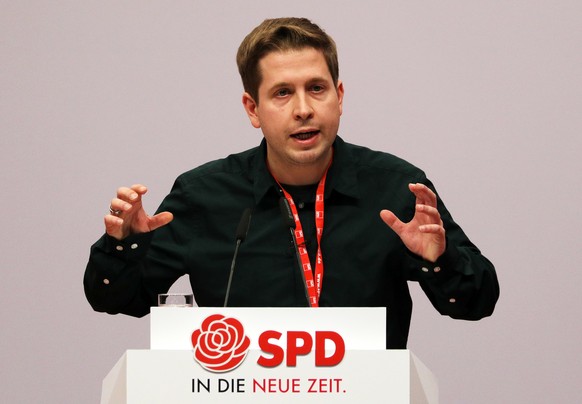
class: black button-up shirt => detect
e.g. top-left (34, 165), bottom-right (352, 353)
top-left (84, 136), bottom-right (499, 348)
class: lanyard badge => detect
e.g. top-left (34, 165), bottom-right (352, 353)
top-left (272, 162), bottom-right (331, 307)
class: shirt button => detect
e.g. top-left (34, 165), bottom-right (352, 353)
top-left (421, 267), bottom-right (429, 273)
top-left (130, 243), bottom-right (138, 250)
top-left (103, 279), bottom-right (110, 285)
top-left (298, 202), bottom-right (305, 209)
top-left (434, 266), bottom-right (441, 273)
top-left (449, 298), bottom-right (456, 303)
top-left (116, 245), bottom-right (124, 251)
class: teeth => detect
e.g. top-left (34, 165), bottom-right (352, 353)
top-left (293, 131), bottom-right (317, 139)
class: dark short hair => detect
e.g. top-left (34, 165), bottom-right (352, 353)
top-left (236, 17), bottom-right (339, 103)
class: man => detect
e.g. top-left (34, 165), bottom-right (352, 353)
top-left (84, 17), bottom-right (499, 349)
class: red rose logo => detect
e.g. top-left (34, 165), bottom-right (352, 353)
top-left (191, 314), bottom-right (251, 372)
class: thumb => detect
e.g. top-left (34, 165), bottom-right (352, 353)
top-left (148, 211), bottom-right (174, 232)
top-left (380, 210), bottom-right (404, 236)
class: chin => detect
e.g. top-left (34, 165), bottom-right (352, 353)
top-left (290, 150), bottom-right (329, 166)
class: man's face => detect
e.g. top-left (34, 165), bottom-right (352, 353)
top-left (243, 47), bottom-right (344, 185)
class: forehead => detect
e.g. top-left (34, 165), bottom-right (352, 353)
top-left (258, 47), bottom-right (332, 86)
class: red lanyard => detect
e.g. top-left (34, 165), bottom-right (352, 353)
top-left (273, 165), bottom-right (330, 307)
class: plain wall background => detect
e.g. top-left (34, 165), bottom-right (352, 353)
top-left (1, 1), bottom-right (581, 402)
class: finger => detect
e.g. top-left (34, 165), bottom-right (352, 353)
top-left (104, 214), bottom-right (123, 227)
top-left (418, 223), bottom-right (445, 235)
top-left (415, 204), bottom-right (442, 224)
top-left (380, 210), bottom-right (405, 235)
top-left (409, 183), bottom-right (437, 207)
top-left (409, 183), bottom-right (434, 202)
top-left (130, 184), bottom-right (148, 195)
top-left (104, 214), bottom-right (124, 239)
top-left (116, 184), bottom-right (147, 202)
top-left (147, 212), bottom-right (174, 232)
top-left (109, 197), bottom-right (132, 214)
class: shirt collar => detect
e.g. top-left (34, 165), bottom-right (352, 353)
top-left (251, 136), bottom-right (361, 204)
top-left (325, 136), bottom-right (360, 200)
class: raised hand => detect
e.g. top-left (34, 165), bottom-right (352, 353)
top-left (380, 183), bottom-right (446, 263)
top-left (104, 184), bottom-right (173, 240)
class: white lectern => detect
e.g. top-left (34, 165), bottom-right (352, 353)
top-left (101, 307), bottom-right (438, 403)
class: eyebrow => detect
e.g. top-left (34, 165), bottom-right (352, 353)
top-left (267, 76), bottom-right (331, 92)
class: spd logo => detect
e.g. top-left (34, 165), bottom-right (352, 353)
top-left (191, 314), bottom-right (346, 373)
top-left (191, 314), bottom-right (250, 372)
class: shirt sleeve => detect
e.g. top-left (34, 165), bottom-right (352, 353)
top-left (403, 180), bottom-right (500, 320)
top-left (83, 177), bottom-right (194, 317)
top-left (84, 232), bottom-right (158, 317)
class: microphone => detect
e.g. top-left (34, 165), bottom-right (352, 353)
top-left (279, 197), bottom-right (312, 307)
top-left (223, 208), bottom-right (252, 307)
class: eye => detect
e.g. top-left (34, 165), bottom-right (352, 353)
top-left (311, 84), bottom-right (325, 93)
top-left (275, 88), bottom-right (290, 97)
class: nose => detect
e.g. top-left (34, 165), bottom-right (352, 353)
top-left (293, 92), bottom-right (314, 121)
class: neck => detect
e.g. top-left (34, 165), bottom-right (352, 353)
top-left (272, 165), bottom-right (326, 185)
top-left (266, 146), bottom-right (334, 186)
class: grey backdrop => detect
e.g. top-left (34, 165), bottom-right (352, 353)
top-left (2, 1), bottom-right (581, 403)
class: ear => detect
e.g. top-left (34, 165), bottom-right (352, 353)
top-left (336, 80), bottom-right (345, 116)
top-left (242, 92), bottom-right (261, 128)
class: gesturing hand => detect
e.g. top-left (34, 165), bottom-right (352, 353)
top-left (104, 184), bottom-right (174, 240)
top-left (380, 183), bottom-right (446, 263)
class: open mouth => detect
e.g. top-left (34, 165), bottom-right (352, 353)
top-left (291, 130), bottom-right (319, 140)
